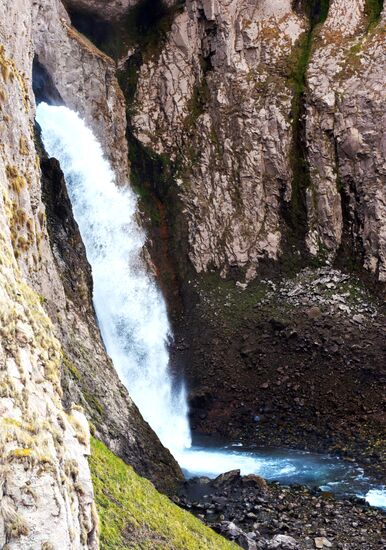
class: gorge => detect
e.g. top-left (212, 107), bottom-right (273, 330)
top-left (0, 0), bottom-right (385, 549)
top-left (36, 102), bottom-right (386, 510)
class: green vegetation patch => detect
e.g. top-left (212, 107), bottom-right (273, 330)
top-left (89, 437), bottom-right (236, 550)
top-left (83, 391), bottom-right (105, 418)
top-left (62, 353), bottom-right (81, 381)
top-left (365, 0), bottom-right (384, 28)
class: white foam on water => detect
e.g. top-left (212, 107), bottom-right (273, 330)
top-left (176, 448), bottom-right (320, 481)
top-left (365, 489), bottom-right (386, 509)
top-left (36, 103), bottom-right (191, 454)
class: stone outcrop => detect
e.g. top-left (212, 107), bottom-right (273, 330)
top-left (0, 5), bottom-right (97, 544)
top-left (132, 0), bottom-right (306, 279)
top-left (33, 0), bottom-right (129, 186)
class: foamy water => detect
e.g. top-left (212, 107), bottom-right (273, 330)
top-left (37, 103), bottom-right (191, 453)
top-left (365, 488), bottom-right (386, 508)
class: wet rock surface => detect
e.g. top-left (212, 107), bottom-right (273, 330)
top-left (172, 267), bottom-right (386, 482)
top-left (175, 470), bottom-right (386, 549)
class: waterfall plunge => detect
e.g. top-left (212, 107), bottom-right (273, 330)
top-left (36, 103), bottom-right (191, 454)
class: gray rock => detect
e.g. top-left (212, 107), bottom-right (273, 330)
top-left (267, 534), bottom-right (299, 548)
top-left (314, 537), bottom-right (333, 549)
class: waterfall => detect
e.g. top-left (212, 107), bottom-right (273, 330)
top-left (36, 103), bottom-right (191, 454)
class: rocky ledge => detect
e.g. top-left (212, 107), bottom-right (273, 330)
top-left (175, 470), bottom-right (386, 549)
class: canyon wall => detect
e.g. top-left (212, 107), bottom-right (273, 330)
top-left (0, 2), bottom-right (97, 546)
top-left (306, 0), bottom-right (386, 280)
top-left (127, 0), bottom-right (385, 282)
top-left (0, 0), bottom-right (385, 546)
top-left (0, 0), bottom-right (182, 547)
top-left (104, 0), bottom-right (385, 480)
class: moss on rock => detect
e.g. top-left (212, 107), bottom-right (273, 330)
top-left (89, 437), bottom-right (237, 550)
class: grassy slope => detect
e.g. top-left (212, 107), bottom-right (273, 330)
top-left (89, 438), bottom-right (237, 550)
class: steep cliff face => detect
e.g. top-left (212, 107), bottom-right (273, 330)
top-left (33, 0), bottom-right (129, 186)
top-left (0, 4), bottom-right (97, 545)
top-left (306, 0), bottom-right (386, 280)
top-left (132, 0), bottom-right (306, 279)
top-left (128, 0), bottom-right (385, 283)
top-left (0, 0), bottom-right (183, 546)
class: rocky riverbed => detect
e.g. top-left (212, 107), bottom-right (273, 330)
top-left (175, 469), bottom-right (386, 549)
top-left (173, 267), bottom-right (386, 484)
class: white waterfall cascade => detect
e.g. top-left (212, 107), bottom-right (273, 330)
top-left (36, 103), bottom-right (192, 454)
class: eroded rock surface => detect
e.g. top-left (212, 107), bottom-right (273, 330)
top-left (173, 267), bottom-right (386, 481)
top-left (126, 0), bottom-right (386, 283)
top-left (133, 0), bottom-right (306, 278)
top-left (33, 0), bottom-right (129, 186)
top-left (0, 7), bottom-right (97, 546)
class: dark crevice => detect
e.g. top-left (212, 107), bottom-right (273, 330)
top-left (365, 0), bottom-right (384, 29)
top-left (32, 59), bottom-right (92, 314)
top-left (115, 2), bottom-right (189, 316)
top-left (333, 137), bottom-right (366, 275)
top-left (32, 57), bottom-right (64, 106)
top-left (34, 121), bottom-right (94, 321)
top-left (66, 0), bottom-right (188, 313)
top-left (283, 1), bottom-right (330, 254)
top-left (67, 8), bottom-right (113, 49)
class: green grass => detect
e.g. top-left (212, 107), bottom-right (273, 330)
top-left (62, 354), bottom-right (81, 381)
top-left (89, 437), bottom-right (237, 550)
top-left (196, 272), bottom-right (270, 323)
top-left (83, 391), bottom-right (105, 418)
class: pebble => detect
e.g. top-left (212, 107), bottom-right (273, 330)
top-left (314, 537), bottom-right (332, 548)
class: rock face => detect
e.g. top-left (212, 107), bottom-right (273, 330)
top-left (0, 0), bottom-right (182, 547)
top-left (33, 0), bottom-right (129, 186)
top-left (114, 1), bottom-right (385, 476)
top-left (306, 1), bottom-right (386, 281)
top-left (129, 0), bottom-right (385, 282)
top-left (0, 4), bottom-right (97, 545)
top-left (133, 0), bottom-right (306, 278)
